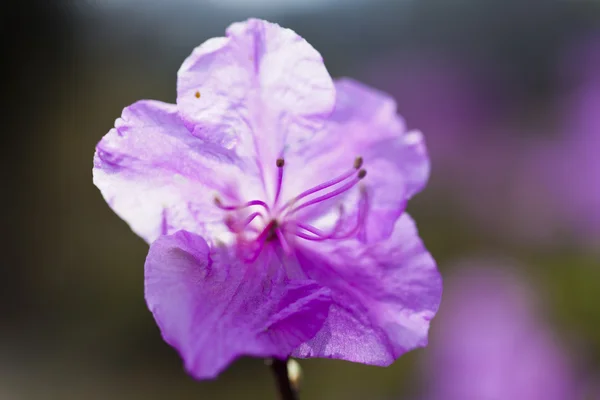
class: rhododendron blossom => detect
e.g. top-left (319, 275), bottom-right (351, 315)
top-left (93, 19), bottom-right (441, 379)
top-left (424, 264), bottom-right (578, 400)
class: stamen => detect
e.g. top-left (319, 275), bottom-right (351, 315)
top-left (292, 205), bottom-right (345, 239)
top-left (294, 221), bottom-right (350, 241)
top-left (293, 224), bottom-right (338, 241)
top-left (290, 169), bottom-right (366, 214)
top-left (243, 212), bottom-right (264, 227)
top-left (295, 223), bottom-right (328, 237)
top-left (277, 160), bottom-right (363, 214)
top-left (333, 189), bottom-right (368, 240)
top-left (293, 212), bottom-right (346, 241)
top-left (226, 212), bottom-right (264, 233)
top-left (294, 230), bottom-right (327, 241)
top-left (273, 158), bottom-right (285, 206)
top-left (214, 196), bottom-right (270, 212)
top-left (293, 189), bottom-right (368, 242)
top-left (224, 214), bottom-right (236, 232)
top-left (229, 155), bottom-right (367, 253)
top-left (276, 229), bottom-right (293, 255)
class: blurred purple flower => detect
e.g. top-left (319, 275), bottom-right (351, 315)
top-left (93, 19), bottom-right (441, 379)
top-left (424, 264), bottom-right (578, 400)
top-left (515, 34), bottom-right (600, 248)
top-left (362, 55), bottom-right (495, 170)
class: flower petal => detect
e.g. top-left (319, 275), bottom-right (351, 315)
top-left (292, 213), bottom-right (441, 365)
top-left (145, 230), bottom-right (331, 379)
top-left (93, 100), bottom-right (262, 243)
top-left (283, 78), bottom-right (430, 242)
top-left (176, 19), bottom-right (336, 198)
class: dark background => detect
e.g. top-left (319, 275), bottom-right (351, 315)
top-left (2, 1), bottom-right (599, 399)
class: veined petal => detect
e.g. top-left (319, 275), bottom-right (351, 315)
top-left (176, 19), bottom-right (336, 199)
top-left (292, 213), bottom-right (441, 365)
top-left (93, 100), bottom-right (261, 243)
top-left (145, 230), bottom-right (331, 379)
top-left (284, 78), bottom-right (430, 242)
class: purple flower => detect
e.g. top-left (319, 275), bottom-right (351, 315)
top-left (423, 263), bottom-right (578, 400)
top-left (512, 34), bottom-right (600, 248)
top-left (93, 19), bottom-right (441, 379)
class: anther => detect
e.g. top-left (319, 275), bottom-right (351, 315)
top-left (224, 214), bottom-right (236, 232)
top-left (353, 156), bottom-right (363, 169)
top-left (214, 196), bottom-right (222, 206)
top-left (273, 158), bottom-right (286, 205)
top-left (357, 169), bottom-right (367, 179)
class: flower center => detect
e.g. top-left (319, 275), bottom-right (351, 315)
top-left (214, 157), bottom-right (368, 261)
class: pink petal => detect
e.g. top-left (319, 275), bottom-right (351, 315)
top-left (93, 100), bottom-right (262, 243)
top-left (176, 19), bottom-right (335, 198)
top-left (283, 78), bottom-right (430, 242)
top-left (145, 230), bottom-right (331, 379)
top-left (292, 213), bottom-right (441, 365)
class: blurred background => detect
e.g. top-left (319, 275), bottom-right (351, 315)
top-left (2, 0), bottom-right (600, 399)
